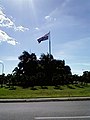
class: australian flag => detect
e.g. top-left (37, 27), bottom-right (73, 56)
top-left (37, 32), bottom-right (49, 43)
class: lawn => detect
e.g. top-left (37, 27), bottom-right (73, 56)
top-left (0, 84), bottom-right (90, 99)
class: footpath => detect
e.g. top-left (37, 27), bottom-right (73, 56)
top-left (0, 97), bottom-right (90, 103)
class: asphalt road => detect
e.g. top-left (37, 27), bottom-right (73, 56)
top-left (0, 101), bottom-right (90, 120)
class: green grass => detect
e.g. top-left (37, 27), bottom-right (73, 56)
top-left (0, 84), bottom-right (90, 99)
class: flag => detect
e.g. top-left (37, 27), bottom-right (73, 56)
top-left (37, 32), bottom-right (50, 43)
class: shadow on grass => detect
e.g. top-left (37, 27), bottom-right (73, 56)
top-left (30, 87), bottom-right (37, 90)
top-left (54, 86), bottom-right (63, 90)
top-left (0, 85), bottom-right (16, 90)
top-left (75, 84), bottom-right (84, 88)
top-left (41, 86), bottom-right (48, 89)
top-left (9, 87), bottom-right (16, 90)
top-left (67, 85), bottom-right (75, 89)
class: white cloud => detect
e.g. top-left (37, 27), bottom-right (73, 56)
top-left (45, 15), bottom-right (56, 22)
top-left (0, 7), bottom-right (29, 32)
top-left (35, 27), bottom-right (40, 31)
top-left (0, 6), bottom-right (29, 46)
top-left (7, 40), bottom-right (18, 46)
top-left (0, 10), bottom-right (14, 28)
top-left (15, 25), bottom-right (29, 32)
top-left (0, 30), bottom-right (18, 45)
top-left (45, 16), bottom-right (50, 20)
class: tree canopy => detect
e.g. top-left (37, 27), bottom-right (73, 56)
top-left (0, 51), bottom-right (90, 88)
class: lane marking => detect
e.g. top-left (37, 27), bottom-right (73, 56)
top-left (35, 116), bottom-right (90, 119)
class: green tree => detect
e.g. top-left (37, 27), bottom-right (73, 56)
top-left (0, 73), bottom-right (5, 87)
top-left (40, 53), bottom-right (54, 85)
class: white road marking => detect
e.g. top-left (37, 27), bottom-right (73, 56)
top-left (35, 116), bottom-right (90, 119)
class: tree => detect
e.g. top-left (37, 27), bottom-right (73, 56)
top-left (16, 51), bottom-right (38, 87)
top-left (82, 71), bottom-right (89, 85)
top-left (12, 51), bottom-right (73, 87)
top-left (18, 51), bottom-right (37, 76)
top-left (40, 53), bottom-right (54, 85)
top-left (6, 74), bottom-right (12, 88)
top-left (0, 73), bottom-right (5, 87)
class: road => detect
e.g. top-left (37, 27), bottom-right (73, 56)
top-left (0, 101), bottom-right (90, 120)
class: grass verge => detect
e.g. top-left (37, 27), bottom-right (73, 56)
top-left (0, 84), bottom-right (90, 99)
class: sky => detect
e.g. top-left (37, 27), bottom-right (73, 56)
top-left (0, 0), bottom-right (90, 75)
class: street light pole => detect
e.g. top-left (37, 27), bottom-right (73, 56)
top-left (0, 62), bottom-right (4, 74)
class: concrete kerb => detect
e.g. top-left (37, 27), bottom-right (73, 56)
top-left (0, 97), bottom-right (90, 103)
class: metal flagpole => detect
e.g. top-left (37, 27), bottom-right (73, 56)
top-left (49, 31), bottom-right (51, 56)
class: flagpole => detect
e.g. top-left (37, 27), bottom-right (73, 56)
top-left (49, 31), bottom-right (51, 56)
top-left (37, 31), bottom-right (51, 56)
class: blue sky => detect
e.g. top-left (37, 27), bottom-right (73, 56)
top-left (0, 0), bottom-right (90, 75)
